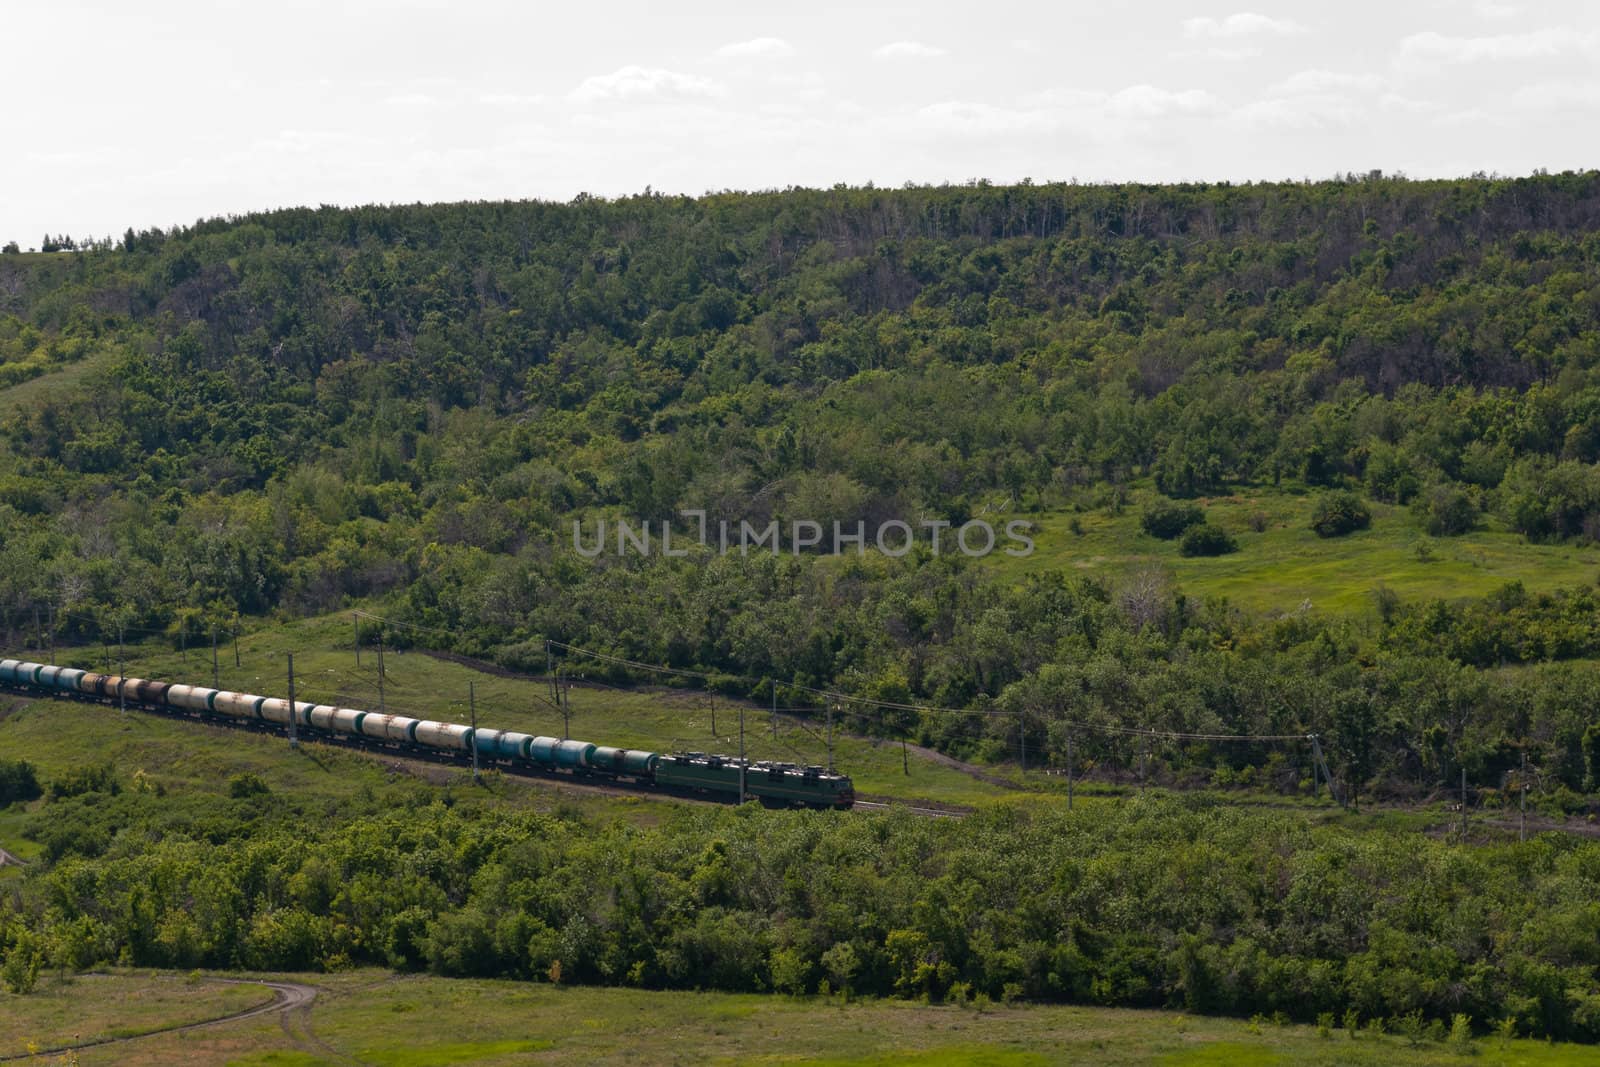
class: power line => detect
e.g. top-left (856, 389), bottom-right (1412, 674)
top-left (331, 614), bottom-right (1321, 748)
top-left (551, 639), bottom-right (1312, 744)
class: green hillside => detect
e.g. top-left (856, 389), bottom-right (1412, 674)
top-left (8, 179), bottom-right (1600, 1041)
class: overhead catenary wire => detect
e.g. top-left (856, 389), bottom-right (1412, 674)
top-left (340, 613), bottom-right (1324, 748)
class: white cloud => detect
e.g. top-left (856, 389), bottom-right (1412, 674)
top-left (1233, 94), bottom-right (1361, 128)
top-left (478, 92), bottom-right (549, 107)
top-left (1471, 0), bottom-right (1522, 17)
top-left (570, 66), bottom-right (724, 102)
top-left (1025, 85), bottom-right (1224, 117)
top-left (873, 41), bottom-right (947, 59)
top-left (1509, 81), bottom-right (1600, 112)
top-left (913, 85), bottom-right (1222, 141)
top-left (1182, 13), bottom-right (1305, 38)
top-left (384, 92), bottom-right (439, 107)
top-left (1271, 70), bottom-right (1384, 95)
top-left (1172, 46), bottom-right (1263, 61)
top-left (1397, 28), bottom-right (1591, 65)
top-left (716, 37), bottom-right (794, 58)
top-left (1379, 93), bottom-right (1443, 115)
top-left (1105, 85), bottom-right (1225, 118)
top-left (913, 101), bottom-right (1060, 136)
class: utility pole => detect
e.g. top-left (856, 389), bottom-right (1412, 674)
top-left (286, 652), bottom-right (299, 749)
top-left (377, 629), bottom-right (386, 714)
top-left (902, 728), bottom-right (909, 776)
top-left (1520, 751), bottom-right (1528, 844)
top-left (117, 624), bottom-right (126, 716)
top-left (211, 626), bottom-right (219, 688)
top-left (47, 605), bottom-right (54, 664)
top-left (561, 673), bottom-right (571, 740)
top-left (771, 678), bottom-right (778, 740)
top-left (1308, 734), bottom-right (1341, 808)
top-left (710, 689), bottom-right (716, 738)
top-left (470, 681), bottom-right (479, 784)
top-left (233, 624), bottom-right (240, 668)
top-left (1066, 731), bottom-right (1074, 810)
top-left (827, 701), bottom-right (836, 773)
top-left (738, 702), bottom-right (747, 805)
top-left (354, 614), bottom-right (361, 667)
top-left (1019, 710), bottom-right (1027, 775)
top-left (546, 641), bottom-right (556, 707)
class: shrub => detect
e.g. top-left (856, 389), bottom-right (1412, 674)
top-left (1180, 523), bottom-right (1238, 557)
top-left (1419, 484), bottom-right (1477, 536)
top-left (228, 773), bottom-right (272, 799)
top-left (0, 759), bottom-right (41, 805)
top-left (1141, 499), bottom-right (1204, 539)
top-left (46, 763), bottom-right (119, 800)
top-left (1311, 491), bottom-right (1371, 538)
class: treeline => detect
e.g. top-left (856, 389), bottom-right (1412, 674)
top-left (2, 782), bottom-right (1599, 1039)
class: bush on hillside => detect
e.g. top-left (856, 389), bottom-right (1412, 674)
top-left (1311, 492), bottom-right (1372, 538)
top-left (1142, 499), bottom-right (1205, 540)
top-left (1180, 522), bottom-right (1238, 557)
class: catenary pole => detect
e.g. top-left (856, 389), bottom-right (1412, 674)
top-left (286, 652), bottom-right (299, 750)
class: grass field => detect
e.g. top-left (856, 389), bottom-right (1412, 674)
top-left (0, 973), bottom-right (271, 1058)
top-left (994, 489), bottom-right (1600, 617)
top-left (1, 971), bottom-right (1592, 1067)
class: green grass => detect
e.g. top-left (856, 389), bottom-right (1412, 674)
top-left (0, 973), bottom-right (271, 1057)
top-left (3, 972), bottom-right (1594, 1067)
top-left (0, 340), bottom-right (117, 413)
top-left (996, 489), bottom-right (1600, 617)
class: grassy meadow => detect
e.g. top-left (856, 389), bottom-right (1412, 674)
top-left (995, 489), bottom-right (1600, 617)
top-left (2, 971), bottom-right (1595, 1067)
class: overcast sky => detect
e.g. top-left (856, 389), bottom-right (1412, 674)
top-left (4, 0), bottom-right (1598, 245)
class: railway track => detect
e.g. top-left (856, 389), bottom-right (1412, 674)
top-left (853, 799), bottom-right (969, 819)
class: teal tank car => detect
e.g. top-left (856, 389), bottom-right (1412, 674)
top-left (488, 731), bottom-right (534, 759)
top-left (553, 739), bottom-right (596, 768)
top-left (528, 735), bottom-right (562, 766)
top-left (620, 750), bottom-right (659, 776)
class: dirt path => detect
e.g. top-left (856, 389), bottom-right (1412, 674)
top-left (0, 847), bottom-right (26, 867)
top-left (0, 977), bottom-right (349, 1064)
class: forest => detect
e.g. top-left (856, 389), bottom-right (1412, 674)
top-left (3, 174), bottom-right (1600, 800)
top-left (3, 766), bottom-right (1600, 1041)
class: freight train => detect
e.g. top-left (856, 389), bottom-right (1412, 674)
top-left (0, 657), bottom-right (855, 810)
